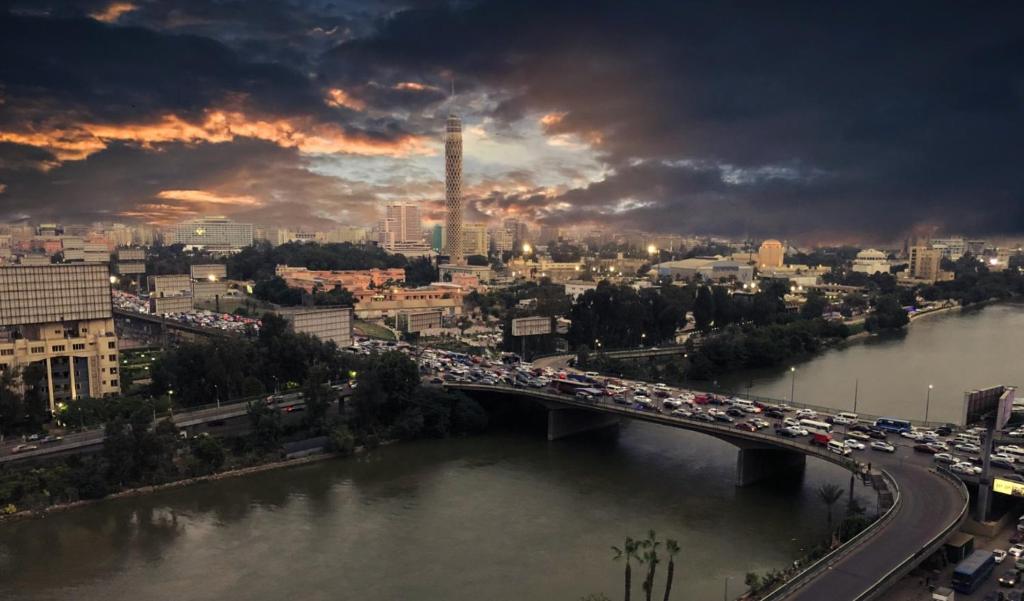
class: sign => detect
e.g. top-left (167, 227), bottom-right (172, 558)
top-left (997, 387), bottom-right (1017, 431)
top-left (511, 316), bottom-right (551, 337)
top-left (993, 478), bottom-right (1024, 497)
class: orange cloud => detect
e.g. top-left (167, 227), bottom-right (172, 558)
top-left (90, 2), bottom-right (136, 23)
top-left (156, 189), bottom-right (262, 206)
top-left (0, 109), bottom-right (431, 163)
top-left (394, 82), bottom-right (438, 92)
top-left (540, 112), bottom-right (567, 127)
top-left (325, 88), bottom-right (366, 111)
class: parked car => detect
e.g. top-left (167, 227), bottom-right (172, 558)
top-left (994, 549), bottom-right (1008, 564)
top-left (955, 443), bottom-right (982, 454)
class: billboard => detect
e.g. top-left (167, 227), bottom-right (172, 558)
top-left (512, 316), bottom-right (552, 337)
top-left (993, 478), bottom-right (1024, 497)
top-left (963, 386), bottom-right (1013, 427)
top-left (0, 264), bottom-right (112, 326)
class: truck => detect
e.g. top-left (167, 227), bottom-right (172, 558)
top-left (810, 433), bottom-right (832, 447)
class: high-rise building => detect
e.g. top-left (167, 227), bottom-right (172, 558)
top-left (463, 223), bottom-right (489, 257)
top-left (166, 216), bottom-right (253, 251)
top-left (502, 218), bottom-right (529, 247)
top-left (909, 245), bottom-right (943, 282)
top-left (757, 239), bottom-right (785, 268)
top-left (444, 112), bottom-right (464, 265)
top-left (930, 237), bottom-right (966, 260)
top-left (386, 204), bottom-right (422, 245)
top-left (0, 263), bottom-right (120, 410)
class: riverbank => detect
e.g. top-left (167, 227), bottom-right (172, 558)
top-left (0, 446), bottom-right (374, 524)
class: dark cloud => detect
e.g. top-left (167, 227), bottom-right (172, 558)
top-left (1, 0), bottom-right (1023, 241)
top-left (322, 0), bottom-right (1024, 241)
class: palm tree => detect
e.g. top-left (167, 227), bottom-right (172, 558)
top-left (612, 537), bottom-right (640, 601)
top-left (641, 530), bottom-right (661, 601)
top-left (817, 483), bottom-right (844, 529)
top-left (662, 539), bottom-right (680, 601)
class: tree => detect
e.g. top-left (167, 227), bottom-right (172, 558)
top-left (662, 539), bottom-right (679, 601)
top-left (640, 530), bottom-right (661, 601)
top-left (745, 572), bottom-right (762, 593)
top-left (817, 483), bottom-right (844, 530)
top-left (301, 363), bottom-right (335, 431)
top-left (248, 401), bottom-right (282, 453)
top-left (693, 286), bottom-right (715, 331)
top-left (800, 290), bottom-right (827, 320)
top-left (611, 537), bottom-right (641, 601)
top-left (865, 295), bottom-right (909, 332)
top-left (188, 434), bottom-right (226, 476)
top-left (253, 276), bottom-right (303, 306)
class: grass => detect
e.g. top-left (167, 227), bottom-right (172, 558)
top-left (354, 319), bottom-right (398, 341)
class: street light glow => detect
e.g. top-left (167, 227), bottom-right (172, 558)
top-left (647, 244), bottom-right (657, 255)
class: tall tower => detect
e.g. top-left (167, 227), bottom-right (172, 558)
top-left (444, 111), bottom-right (464, 265)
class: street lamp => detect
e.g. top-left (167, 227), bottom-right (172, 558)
top-left (522, 243), bottom-right (532, 256)
top-left (641, 332), bottom-right (646, 348)
top-left (789, 367), bottom-right (797, 402)
top-left (925, 384), bottom-right (934, 423)
top-left (724, 575), bottom-right (734, 601)
top-left (647, 244), bottom-right (658, 256)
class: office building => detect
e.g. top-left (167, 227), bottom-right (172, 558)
top-left (190, 264), bottom-right (227, 281)
top-left (150, 295), bottom-right (193, 315)
top-left (930, 237), bottom-right (966, 260)
top-left (167, 216), bottom-right (253, 251)
top-left (148, 274), bottom-right (192, 298)
top-left (909, 245), bottom-right (944, 282)
top-left (397, 310), bottom-right (443, 334)
top-left (275, 307), bottom-right (353, 347)
top-left (191, 279), bottom-right (228, 302)
top-left (757, 239), bottom-right (785, 269)
top-left (443, 112), bottom-right (465, 264)
top-left (463, 223), bottom-right (489, 257)
top-left (0, 263), bottom-right (120, 410)
top-left (383, 204), bottom-right (423, 247)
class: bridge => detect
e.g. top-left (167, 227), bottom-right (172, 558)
top-left (114, 308), bottom-right (236, 342)
top-left (446, 382), bottom-right (969, 601)
top-left (533, 345), bottom-right (688, 369)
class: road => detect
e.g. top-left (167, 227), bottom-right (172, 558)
top-left (446, 382), bottom-right (969, 601)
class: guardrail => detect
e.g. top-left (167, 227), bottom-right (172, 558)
top-left (759, 469), bottom-right (902, 601)
top-left (850, 466), bottom-right (970, 601)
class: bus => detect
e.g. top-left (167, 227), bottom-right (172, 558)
top-left (874, 417), bottom-right (913, 434)
top-left (952, 550), bottom-right (995, 593)
top-left (799, 419), bottom-right (833, 435)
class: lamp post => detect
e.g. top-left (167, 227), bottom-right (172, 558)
top-left (789, 366), bottom-right (797, 403)
top-left (724, 575), bottom-right (734, 601)
top-left (641, 332), bottom-right (646, 348)
top-left (925, 384), bottom-right (933, 423)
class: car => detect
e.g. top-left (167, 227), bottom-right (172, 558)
top-left (850, 424), bottom-right (872, 433)
top-left (694, 413), bottom-right (716, 423)
top-left (726, 407), bottom-right (745, 417)
top-left (995, 549), bottom-right (1009, 564)
top-left (735, 422), bottom-right (757, 432)
top-left (952, 462), bottom-right (983, 476)
top-left (955, 443), bottom-right (982, 454)
top-left (827, 440), bottom-right (852, 456)
top-left (795, 409), bottom-right (817, 418)
top-left (831, 416), bottom-right (852, 425)
top-left (935, 426), bottom-right (953, 436)
top-left (285, 404), bottom-right (305, 413)
top-left (41, 435), bottom-right (63, 444)
top-left (870, 441), bottom-right (896, 453)
top-left (783, 418), bottom-right (801, 428)
top-left (999, 569), bottom-right (1021, 587)
top-left (846, 431), bottom-right (871, 441)
top-left (751, 418), bottom-right (771, 430)
top-left (994, 453), bottom-right (1018, 464)
top-left (933, 452), bottom-right (957, 464)
top-left (612, 394), bottom-right (629, 405)
top-left (914, 443), bottom-right (941, 454)
top-left (992, 457), bottom-right (1017, 470)
top-left (713, 414), bottom-right (734, 423)
top-left (11, 444), bottom-right (39, 454)
top-left (775, 427), bottom-right (801, 438)
top-left (843, 439), bottom-right (866, 450)
top-left (865, 429), bottom-right (888, 440)
top-left (900, 430), bottom-right (923, 441)
top-left (671, 408), bottom-right (693, 418)
top-left (765, 409), bottom-right (785, 419)
top-left (26, 434), bottom-right (41, 442)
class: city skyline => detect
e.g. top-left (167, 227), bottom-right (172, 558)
top-left (0, 2), bottom-right (1023, 245)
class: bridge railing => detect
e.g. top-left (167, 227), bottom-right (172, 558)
top-left (850, 467), bottom-right (970, 601)
top-left (759, 469), bottom-right (902, 601)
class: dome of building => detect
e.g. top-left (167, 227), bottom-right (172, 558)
top-left (856, 248), bottom-right (887, 260)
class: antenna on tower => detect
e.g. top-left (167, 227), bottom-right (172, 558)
top-left (451, 78), bottom-right (455, 100)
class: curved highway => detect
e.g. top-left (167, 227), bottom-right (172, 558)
top-left (447, 382), bottom-right (969, 601)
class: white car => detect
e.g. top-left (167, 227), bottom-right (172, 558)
top-left (831, 416), bottom-right (851, 425)
top-left (994, 549), bottom-right (1008, 564)
top-left (992, 453), bottom-right (1017, 464)
top-left (933, 452), bottom-right (956, 464)
top-left (951, 462), bottom-right (982, 476)
top-left (843, 439), bottom-right (866, 450)
top-left (1010, 544), bottom-right (1024, 559)
top-left (954, 443), bottom-right (981, 454)
top-left (900, 430), bottom-right (923, 441)
top-left (846, 431), bottom-right (871, 441)
top-left (783, 418), bottom-right (801, 428)
top-left (870, 441), bottom-right (896, 453)
top-left (795, 409), bottom-right (817, 418)
top-left (999, 445), bottom-right (1024, 455)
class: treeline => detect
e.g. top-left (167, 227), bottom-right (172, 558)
top-left (227, 241), bottom-right (437, 285)
top-left (919, 262), bottom-right (1024, 305)
top-left (252, 276), bottom-right (356, 307)
top-left (567, 281), bottom-right (691, 350)
top-left (1, 349), bottom-right (486, 514)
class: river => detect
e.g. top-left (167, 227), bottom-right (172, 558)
top-left (719, 302), bottom-right (1024, 424)
top-left (6, 305), bottom-right (1018, 600)
top-left (0, 423), bottom-right (861, 601)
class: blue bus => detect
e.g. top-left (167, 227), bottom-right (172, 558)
top-left (874, 417), bottom-right (913, 433)
top-left (952, 550), bottom-right (995, 593)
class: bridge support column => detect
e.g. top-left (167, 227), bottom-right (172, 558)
top-left (736, 448), bottom-right (806, 487)
top-left (547, 408), bottom-right (620, 441)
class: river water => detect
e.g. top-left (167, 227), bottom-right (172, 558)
top-left (719, 302), bottom-right (1024, 424)
top-left (0, 423), bottom-right (859, 601)
top-left (5, 305), bottom-right (1018, 601)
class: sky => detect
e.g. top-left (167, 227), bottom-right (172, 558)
top-left (0, 0), bottom-right (1022, 243)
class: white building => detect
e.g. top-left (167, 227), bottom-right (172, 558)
top-left (167, 216), bottom-right (253, 251)
top-left (851, 249), bottom-right (891, 274)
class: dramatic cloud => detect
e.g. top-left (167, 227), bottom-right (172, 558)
top-left (1, 0), bottom-right (1022, 242)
